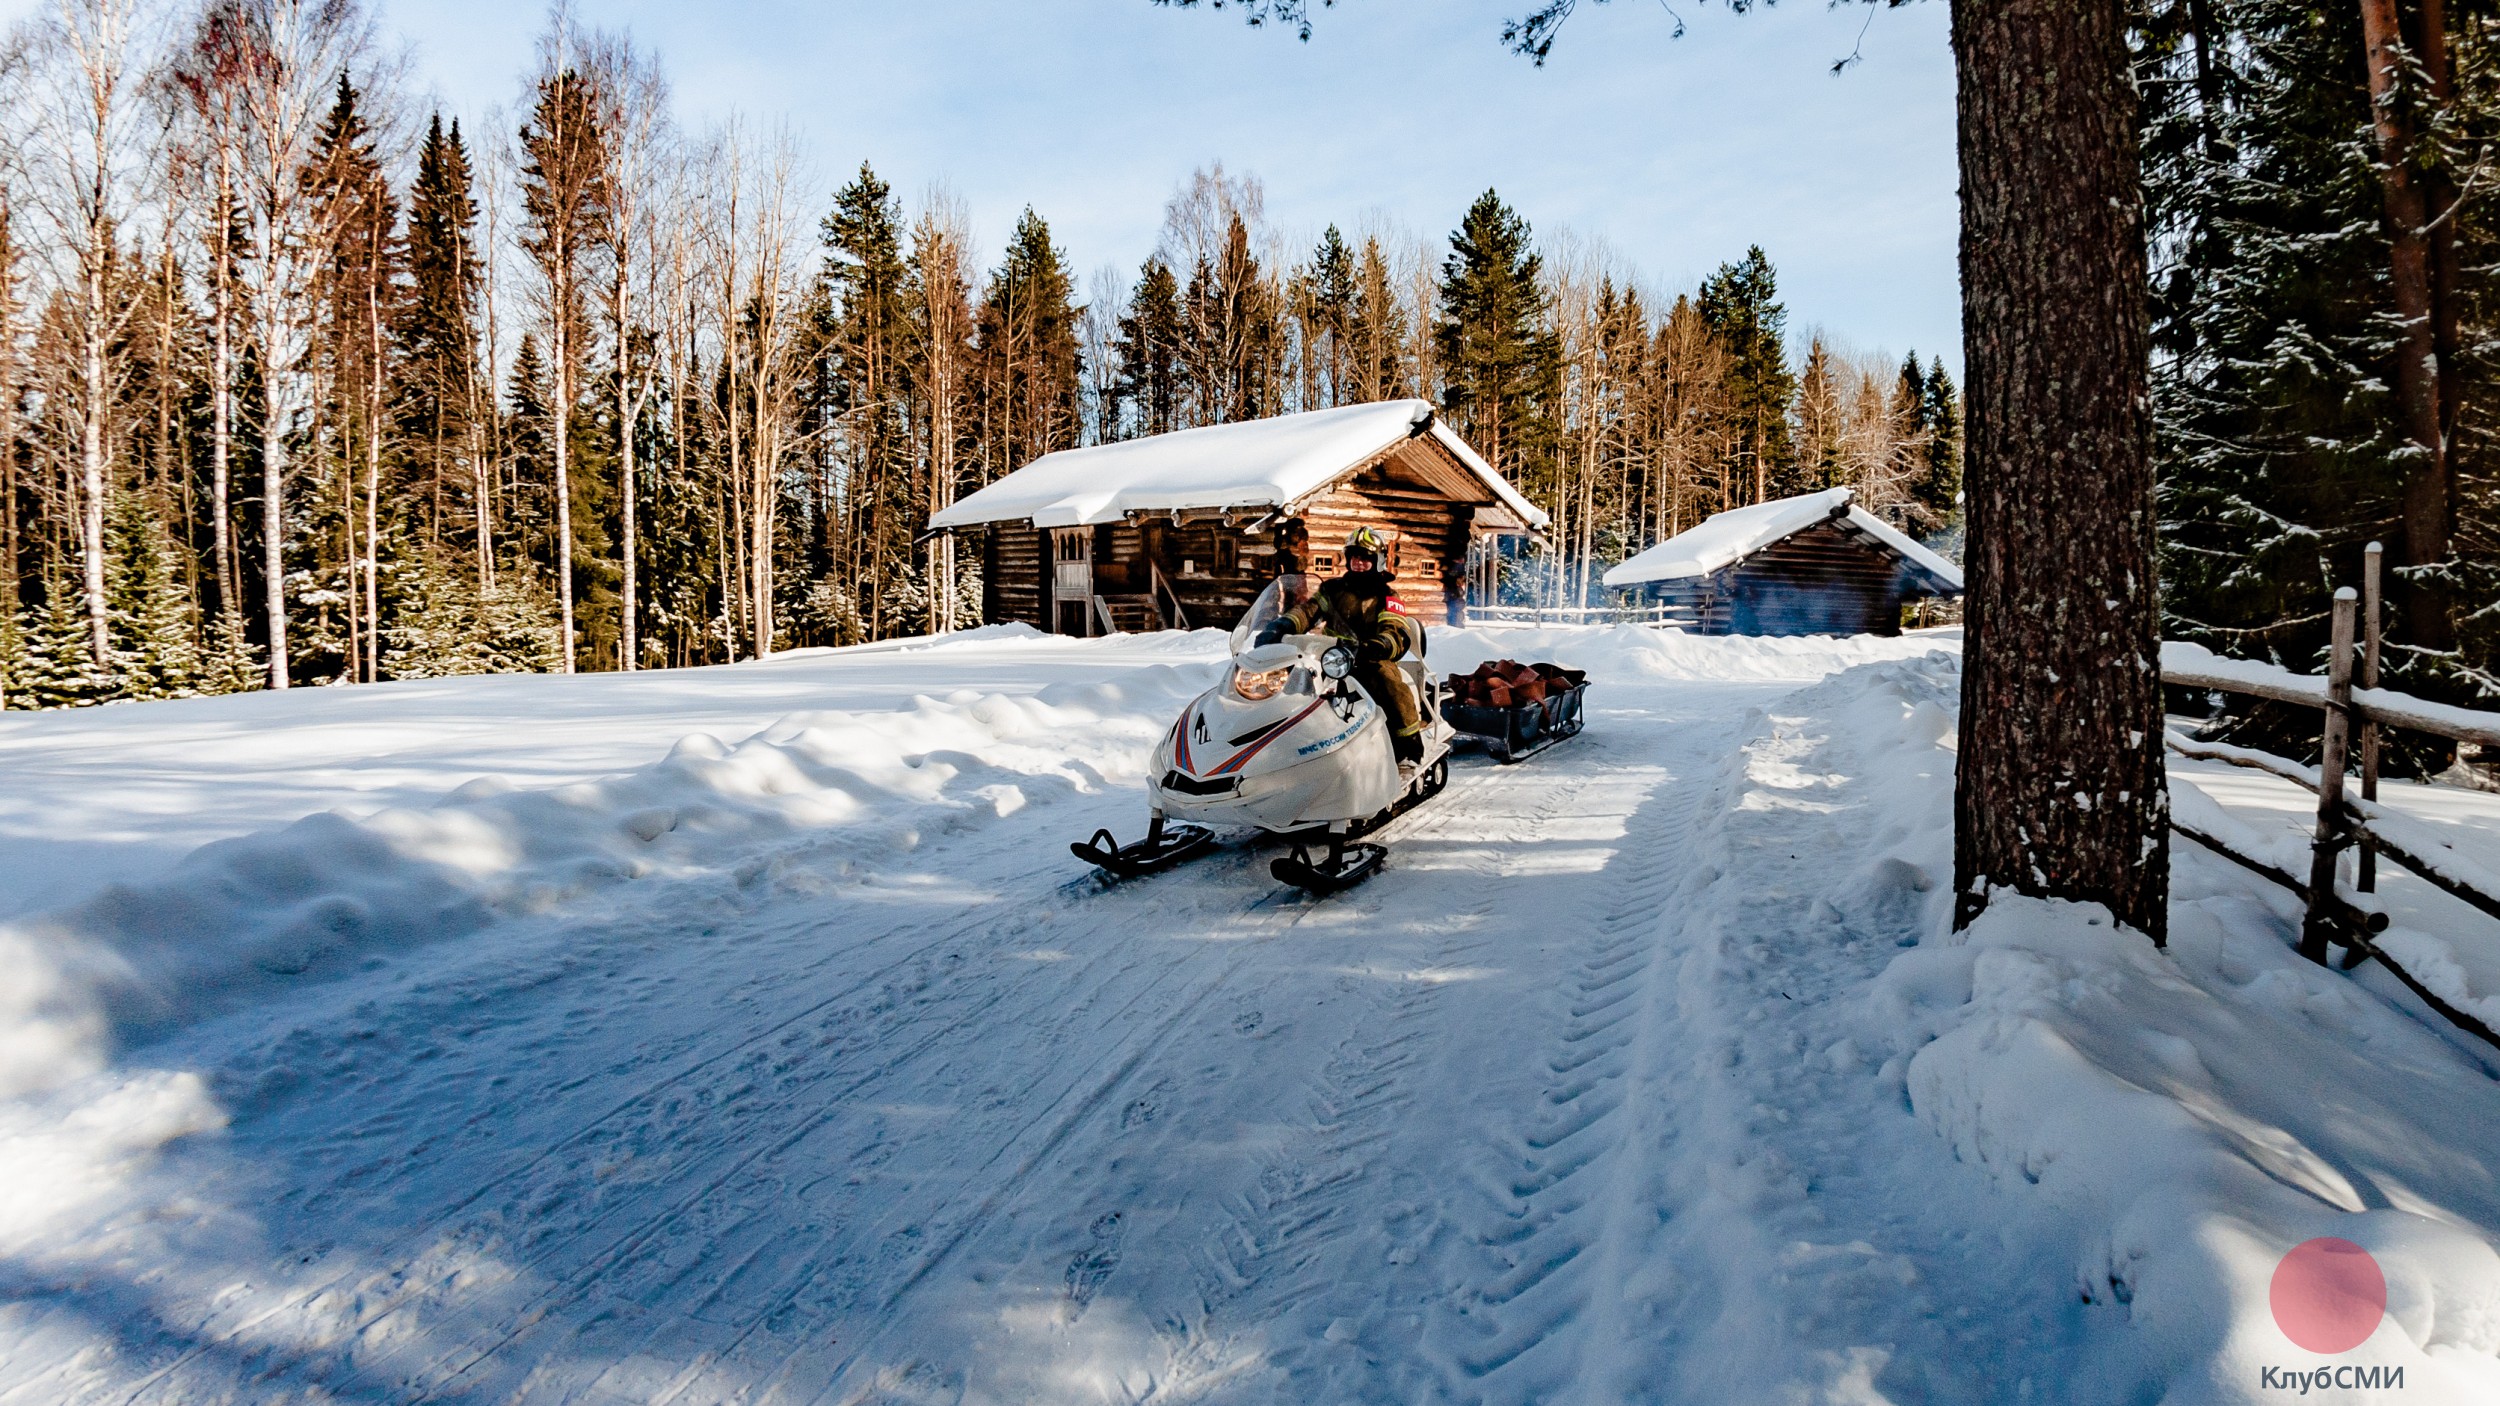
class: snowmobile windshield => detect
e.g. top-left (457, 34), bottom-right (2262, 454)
top-left (1231, 574), bottom-right (1322, 655)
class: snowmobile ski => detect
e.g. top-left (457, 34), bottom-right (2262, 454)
top-left (1270, 837), bottom-right (1388, 894)
top-left (1071, 820), bottom-right (1216, 880)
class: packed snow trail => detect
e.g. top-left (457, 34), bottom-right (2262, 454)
top-left (5, 629), bottom-right (2500, 1403)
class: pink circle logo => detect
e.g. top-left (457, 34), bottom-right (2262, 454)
top-left (2270, 1238), bottom-right (2387, 1354)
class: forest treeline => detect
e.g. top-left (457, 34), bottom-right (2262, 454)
top-left (2141, 0), bottom-right (2498, 722)
top-left (0, 0), bottom-right (1962, 708)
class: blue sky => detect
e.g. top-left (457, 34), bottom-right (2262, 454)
top-left (32, 0), bottom-right (1967, 372)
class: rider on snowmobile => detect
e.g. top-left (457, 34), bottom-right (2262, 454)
top-left (1258, 526), bottom-right (1427, 773)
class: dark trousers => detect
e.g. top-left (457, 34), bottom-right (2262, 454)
top-left (1357, 663), bottom-right (1424, 762)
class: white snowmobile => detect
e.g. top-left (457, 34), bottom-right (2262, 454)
top-left (1072, 573), bottom-right (1454, 892)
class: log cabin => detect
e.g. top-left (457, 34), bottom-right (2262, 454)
top-left (1601, 488), bottom-right (1963, 637)
top-left (926, 400), bottom-right (1549, 635)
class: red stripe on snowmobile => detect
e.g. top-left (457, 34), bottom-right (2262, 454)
top-left (1212, 699), bottom-right (1328, 777)
top-left (1174, 711), bottom-right (1196, 772)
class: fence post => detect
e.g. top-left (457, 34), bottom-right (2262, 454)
top-left (2302, 589), bottom-right (2360, 963)
top-left (2358, 543), bottom-right (2384, 892)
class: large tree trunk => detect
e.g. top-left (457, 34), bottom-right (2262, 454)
top-left (2362, 0), bottom-right (2456, 650)
top-left (1950, 0), bottom-right (2169, 942)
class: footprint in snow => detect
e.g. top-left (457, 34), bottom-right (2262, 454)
top-left (1064, 1211), bottom-right (1125, 1311)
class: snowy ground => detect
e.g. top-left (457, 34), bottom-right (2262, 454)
top-left (5, 625), bottom-right (2499, 1404)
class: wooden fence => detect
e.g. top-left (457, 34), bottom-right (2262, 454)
top-left (2163, 542), bottom-right (2500, 1052)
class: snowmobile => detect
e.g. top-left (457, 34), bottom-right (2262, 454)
top-left (1071, 573), bottom-right (1454, 893)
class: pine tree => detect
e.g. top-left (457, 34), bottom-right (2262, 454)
top-left (1793, 336), bottom-right (1844, 490)
top-left (1349, 235), bottom-right (1410, 402)
top-left (1697, 246), bottom-right (1797, 504)
top-left (1437, 189), bottom-right (1559, 485)
top-left (1182, 213), bottom-right (1281, 424)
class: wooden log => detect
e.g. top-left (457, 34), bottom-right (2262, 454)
top-left (2171, 817), bottom-right (2388, 935)
top-left (2334, 926), bottom-right (2500, 1056)
top-left (2163, 731), bottom-right (2320, 791)
top-left (2353, 818), bottom-right (2500, 927)
top-left (2360, 542), bottom-right (2384, 892)
top-left (2301, 590), bottom-right (2359, 963)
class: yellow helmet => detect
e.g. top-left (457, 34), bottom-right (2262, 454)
top-left (1344, 526), bottom-right (1387, 562)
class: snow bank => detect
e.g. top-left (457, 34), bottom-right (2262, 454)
top-left (0, 661), bottom-right (1220, 1103)
top-left (1711, 658), bottom-right (2500, 1399)
top-left (1430, 621), bottom-right (1951, 686)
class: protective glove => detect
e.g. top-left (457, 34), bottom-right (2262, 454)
top-left (1254, 619), bottom-right (1290, 646)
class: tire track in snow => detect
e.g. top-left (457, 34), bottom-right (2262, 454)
top-left (1419, 718), bottom-right (1734, 1405)
top-left (1140, 736), bottom-right (1660, 1403)
top-left (108, 788), bottom-right (1191, 1405)
top-left (632, 850), bottom-right (1362, 1406)
top-left (385, 847), bottom-right (1292, 1403)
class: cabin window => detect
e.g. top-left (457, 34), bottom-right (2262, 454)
top-left (1214, 537), bottom-right (1238, 575)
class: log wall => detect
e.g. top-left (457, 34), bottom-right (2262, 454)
top-left (984, 527), bottom-right (1047, 630)
top-left (1636, 520), bottom-right (1919, 637)
top-left (973, 432), bottom-right (1514, 635)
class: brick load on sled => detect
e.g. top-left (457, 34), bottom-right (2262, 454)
top-left (1442, 660), bottom-right (1590, 764)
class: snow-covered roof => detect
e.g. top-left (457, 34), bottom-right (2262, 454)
top-left (1601, 487), bottom-right (1964, 593)
top-left (926, 399), bottom-right (1550, 532)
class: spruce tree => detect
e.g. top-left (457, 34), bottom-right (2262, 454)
top-left (400, 114), bottom-right (486, 571)
top-left (976, 209), bottom-right (1083, 472)
top-left (1914, 357), bottom-right (1961, 529)
top-left (196, 607), bottom-right (263, 697)
top-left (1306, 225), bottom-right (1356, 406)
top-left (0, 605), bottom-right (22, 710)
top-left (819, 163), bottom-right (917, 637)
top-left (105, 492), bottom-right (200, 700)
top-left (1114, 258), bottom-right (1184, 438)
top-left (21, 581), bottom-right (114, 708)
top-left (1696, 246), bottom-right (1798, 503)
top-left (2142, 0), bottom-right (2500, 717)
top-left (1437, 189), bottom-right (1559, 484)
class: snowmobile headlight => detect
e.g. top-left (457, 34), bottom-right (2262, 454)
top-left (1319, 645), bottom-right (1354, 681)
top-left (1233, 664), bottom-right (1291, 701)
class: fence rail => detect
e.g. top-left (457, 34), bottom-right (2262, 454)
top-left (2163, 542), bottom-right (2500, 1054)
top-left (1462, 603), bottom-right (1679, 628)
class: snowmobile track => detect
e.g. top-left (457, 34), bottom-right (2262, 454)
top-left (112, 846), bottom-right (1118, 1406)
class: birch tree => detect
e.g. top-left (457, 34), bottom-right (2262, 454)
top-left (19, 0), bottom-right (157, 665)
top-left (230, 0), bottom-right (370, 688)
